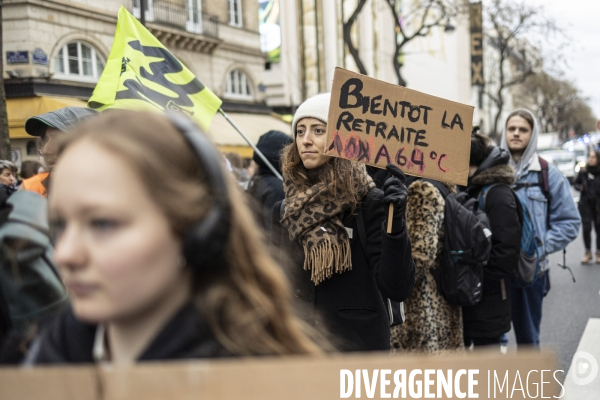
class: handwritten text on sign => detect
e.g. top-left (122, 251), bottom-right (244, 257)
top-left (325, 68), bottom-right (474, 185)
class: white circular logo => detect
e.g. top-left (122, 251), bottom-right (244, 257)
top-left (572, 351), bottom-right (599, 386)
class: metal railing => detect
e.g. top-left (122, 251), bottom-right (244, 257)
top-left (151, 0), bottom-right (219, 38)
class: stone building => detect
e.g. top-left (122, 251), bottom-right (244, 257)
top-left (3, 0), bottom-right (290, 167)
top-left (263, 0), bottom-right (473, 118)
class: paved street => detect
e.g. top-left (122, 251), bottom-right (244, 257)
top-left (504, 202), bottom-right (600, 379)
top-left (540, 229), bottom-right (600, 374)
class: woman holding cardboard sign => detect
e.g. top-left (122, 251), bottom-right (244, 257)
top-left (271, 93), bottom-right (415, 351)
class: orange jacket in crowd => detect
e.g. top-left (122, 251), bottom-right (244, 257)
top-left (21, 172), bottom-right (50, 198)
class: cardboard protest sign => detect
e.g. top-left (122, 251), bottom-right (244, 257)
top-left (326, 68), bottom-right (474, 185)
top-left (0, 350), bottom-right (560, 399)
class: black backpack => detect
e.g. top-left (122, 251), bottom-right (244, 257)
top-left (423, 180), bottom-right (493, 307)
top-left (0, 191), bottom-right (68, 359)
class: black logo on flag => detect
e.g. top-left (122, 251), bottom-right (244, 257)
top-left (120, 57), bottom-right (130, 76)
top-left (90, 41), bottom-right (205, 116)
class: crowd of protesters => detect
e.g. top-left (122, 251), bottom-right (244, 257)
top-left (0, 91), bottom-right (583, 365)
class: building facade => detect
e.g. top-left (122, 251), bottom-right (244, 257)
top-left (3, 0), bottom-right (288, 165)
top-left (263, 0), bottom-right (473, 119)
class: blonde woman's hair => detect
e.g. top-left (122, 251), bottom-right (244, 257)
top-left (56, 110), bottom-right (327, 356)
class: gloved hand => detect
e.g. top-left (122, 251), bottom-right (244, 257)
top-left (383, 164), bottom-right (408, 231)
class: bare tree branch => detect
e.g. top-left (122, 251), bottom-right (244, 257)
top-left (383, 0), bottom-right (465, 87)
top-left (515, 72), bottom-right (596, 139)
top-left (484, 0), bottom-right (562, 138)
top-left (343, 0), bottom-right (369, 76)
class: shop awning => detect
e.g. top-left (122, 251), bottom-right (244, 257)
top-left (7, 96), bottom-right (88, 139)
top-left (7, 97), bottom-right (292, 158)
top-left (208, 112), bottom-right (292, 158)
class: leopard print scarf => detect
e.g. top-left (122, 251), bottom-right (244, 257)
top-left (281, 164), bottom-right (375, 285)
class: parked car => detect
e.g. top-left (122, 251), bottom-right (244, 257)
top-left (539, 149), bottom-right (577, 183)
top-left (563, 140), bottom-right (593, 173)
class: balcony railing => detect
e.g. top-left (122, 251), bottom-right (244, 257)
top-left (147, 1), bottom-right (219, 39)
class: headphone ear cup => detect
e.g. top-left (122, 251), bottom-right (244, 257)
top-left (166, 113), bottom-right (231, 273)
top-left (183, 208), bottom-right (229, 272)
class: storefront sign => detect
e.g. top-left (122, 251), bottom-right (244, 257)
top-left (470, 2), bottom-right (484, 86)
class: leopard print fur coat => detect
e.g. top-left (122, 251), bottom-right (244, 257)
top-left (390, 180), bottom-right (465, 354)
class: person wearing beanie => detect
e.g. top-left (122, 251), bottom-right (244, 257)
top-left (247, 130), bottom-right (292, 230)
top-left (271, 93), bottom-right (415, 351)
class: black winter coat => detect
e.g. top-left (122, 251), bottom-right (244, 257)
top-left (26, 303), bottom-right (231, 364)
top-left (463, 150), bottom-right (521, 339)
top-left (249, 130), bottom-right (291, 230)
top-left (271, 188), bottom-right (415, 351)
top-left (248, 170), bottom-right (285, 231)
top-left (574, 166), bottom-right (600, 221)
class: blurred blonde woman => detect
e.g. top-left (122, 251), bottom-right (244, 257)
top-left (27, 110), bottom-right (325, 365)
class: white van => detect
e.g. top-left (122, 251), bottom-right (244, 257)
top-left (539, 149), bottom-right (577, 182)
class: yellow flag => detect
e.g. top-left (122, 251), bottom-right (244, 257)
top-left (88, 6), bottom-right (222, 131)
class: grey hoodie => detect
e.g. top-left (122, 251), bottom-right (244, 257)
top-left (499, 108), bottom-right (540, 179)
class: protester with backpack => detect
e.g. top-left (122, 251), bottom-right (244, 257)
top-left (389, 177), bottom-right (465, 353)
top-left (462, 134), bottom-right (522, 348)
top-left (0, 191), bottom-right (69, 364)
top-left (271, 93), bottom-right (415, 351)
top-left (27, 111), bottom-right (327, 365)
top-left (500, 109), bottom-right (580, 346)
top-left (573, 149), bottom-right (600, 264)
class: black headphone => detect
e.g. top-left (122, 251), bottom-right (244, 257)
top-left (166, 113), bottom-right (231, 273)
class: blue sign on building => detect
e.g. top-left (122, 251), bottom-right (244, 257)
top-left (6, 51), bottom-right (29, 64)
top-left (32, 48), bottom-right (48, 65)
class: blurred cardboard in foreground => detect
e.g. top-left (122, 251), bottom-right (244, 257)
top-left (0, 350), bottom-right (561, 399)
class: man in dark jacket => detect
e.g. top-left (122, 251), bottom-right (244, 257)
top-left (247, 130), bottom-right (292, 230)
top-left (462, 134), bottom-right (522, 347)
top-left (0, 191), bottom-right (69, 363)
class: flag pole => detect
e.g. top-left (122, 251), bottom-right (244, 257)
top-left (218, 108), bottom-right (283, 181)
top-left (140, 0), bottom-right (146, 26)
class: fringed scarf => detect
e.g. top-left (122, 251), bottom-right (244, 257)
top-left (280, 164), bottom-right (375, 285)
